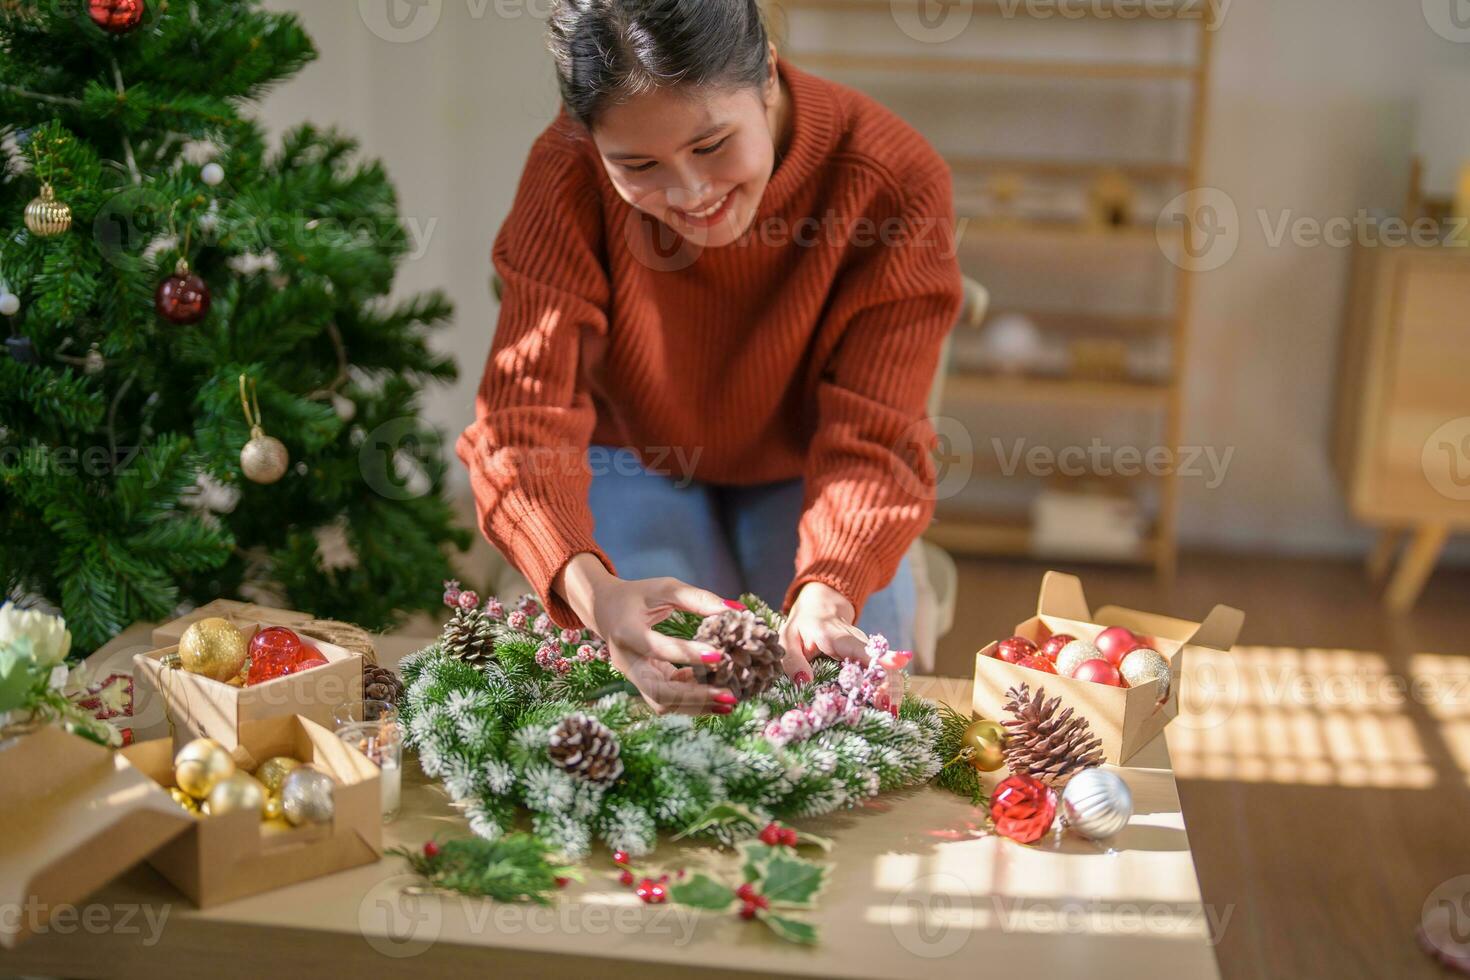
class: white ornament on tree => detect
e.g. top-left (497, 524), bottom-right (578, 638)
top-left (0, 291), bottom-right (19, 317)
top-left (201, 162), bottom-right (226, 187)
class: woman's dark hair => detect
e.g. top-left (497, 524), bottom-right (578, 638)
top-left (547, 0), bottom-right (771, 128)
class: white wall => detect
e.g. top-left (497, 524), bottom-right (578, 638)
top-left (259, 0), bottom-right (1470, 559)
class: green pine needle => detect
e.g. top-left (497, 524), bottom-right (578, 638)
top-left (391, 834), bottom-right (578, 905)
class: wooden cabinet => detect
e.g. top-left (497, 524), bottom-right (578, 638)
top-left (1333, 244), bottom-right (1470, 610)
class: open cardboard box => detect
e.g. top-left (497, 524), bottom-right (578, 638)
top-left (135, 622), bottom-right (362, 752)
top-left (0, 715), bottom-right (381, 946)
top-left (973, 571), bottom-right (1244, 765)
top-left (122, 714), bottom-right (382, 907)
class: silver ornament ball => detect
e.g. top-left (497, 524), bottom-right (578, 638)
top-left (1119, 648), bottom-right (1171, 700)
top-left (281, 766), bottom-right (336, 826)
top-left (0, 291), bottom-right (19, 317)
top-left (1056, 639), bottom-right (1101, 679)
top-left (1061, 768), bottom-right (1133, 841)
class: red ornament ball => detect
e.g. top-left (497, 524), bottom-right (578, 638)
top-left (990, 774), bottom-right (1057, 844)
top-left (156, 268), bottom-right (211, 324)
top-left (246, 626), bottom-right (303, 685)
top-left (1037, 633), bottom-right (1075, 663)
top-left (995, 635), bottom-right (1037, 664)
top-left (1072, 658), bottom-right (1125, 687)
top-left (89, 0), bottom-right (146, 34)
top-left (1094, 626), bottom-right (1141, 666)
top-left (293, 654), bottom-right (329, 672)
top-left (422, 841), bottom-right (440, 859)
top-left (1017, 655), bottom-right (1057, 674)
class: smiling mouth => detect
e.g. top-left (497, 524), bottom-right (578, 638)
top-left (673, 190), bottom-right (734, 223)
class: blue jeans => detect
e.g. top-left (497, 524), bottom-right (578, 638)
top-left (586, 447), bottom-right (915, 651)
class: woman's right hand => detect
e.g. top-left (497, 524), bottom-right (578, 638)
top-left (556, 553), bottom-right (736, 715)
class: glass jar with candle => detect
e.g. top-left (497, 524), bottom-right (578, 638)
top-left (335, 719), bottom-right (401, 822)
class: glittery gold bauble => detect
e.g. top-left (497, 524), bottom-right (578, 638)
top-left (961, 718), bottom-right (1007, 772)
top-left (174, 737), bottom-right (236, 799)
top-left (263, 796), bottom-right (284, 821)
top-left (240, 426), bottom-right (289, 484)
top-left (255, 756), bottom-right (302, 796)
top-left (178, 617), bottom-right (248, 681)
top-left (169, 787), bottom-right (200, 814)
top-left (281, 766), bottom-right (335, 826)
top-left (25, 183), bottom-right (72, 237)
top-left (1119, 648), bottom-right (1171, 700)
top-left (207, 772), bottom-right (266, 817)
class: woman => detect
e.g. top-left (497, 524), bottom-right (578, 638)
top-left (458, 0), bottom-right (963, 714)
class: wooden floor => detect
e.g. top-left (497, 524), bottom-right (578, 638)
top-left (935, 552), bottom-right (1470, 980)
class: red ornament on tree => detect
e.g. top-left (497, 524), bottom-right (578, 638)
top-left (1094, 626), bottom-right (1140, 666)
top-left (995, 636), bottom-right (1037, 664)
top-left (990, 774), bottom-right (1057, 844)
top-left (156, 259), bottom-right (211, 324)
top-left (89, 0), bottom-right (146, 34)
top-left (1072, 658), bottom-right (1125, 687)
top-left (1037, 633), bottom-right (1075, 663)
top-left (1018, 655), bottom-right (1057, 674)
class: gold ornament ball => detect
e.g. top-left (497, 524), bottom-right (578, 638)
top-left (263, 796), bottom-right (284, 821)
top-left (961, 718), bottom-right (1007, 772)
top-left (174, 737), bottom-right (236, 799)
top-left (25, 183), bottom-right (72, 238)
top-left (1119, 648), bottom-right (1171, 700)
top-left (255, 756), bottom-right (302, 796)
top-left (207, 772), bottom-right (267, 818)
top-left (169, 787), bottom-right (200, 814)
top-left (179, 617), bottom-right (248, 681)
top-left (241, 428), bottom-right (289, 484)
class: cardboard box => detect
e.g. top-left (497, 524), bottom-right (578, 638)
top-left (121, 715), bottom-right (383, 907)
top-left (973, 571), bottom-right (1244, 765)
top-left (0, 726), bottom-right (195, 949)
top-left (151, 599), bottom-right (313, 648)
top-left (135, 622), bottom-right (362, 751)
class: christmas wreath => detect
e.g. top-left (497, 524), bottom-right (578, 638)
top-left (398, 585), bottom-right (946, 859)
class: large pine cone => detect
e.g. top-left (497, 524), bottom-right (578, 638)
top-left (694, 608), bottom-right (783, 700)
top-left (363, 663), bottom-right (404, 705)
top-left (1001, 683), bottom-right (1105, 786)
top-left (547, 712), bottom-right (624, 784)
top-left (442, 608), bottom-right (494, 665)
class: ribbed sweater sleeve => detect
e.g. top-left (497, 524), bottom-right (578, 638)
top-left (783, 173), bottom-right (964, 619)
top-left (456, 138), bottom-right (613, 628)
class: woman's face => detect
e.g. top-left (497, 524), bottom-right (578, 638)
top-left (590, 52), bottom-right (783, 250)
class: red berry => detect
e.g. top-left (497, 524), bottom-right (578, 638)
top-left (754, 895), bottom-right (770, 910)
top-left (736, 883), bottom-right (757, 902)
top-left (780, 829), bottom-right (799, 847)
top-left (658, 874), bottom-right (669, 883)
top-left (739, 902), bottom-right (758, 921)
top-left (649, 885), bottom-right (667, 904)
top-left (677, 869), bottom-right (686, 879)
top-left (759, 823), bottom-right (783, 846)
top-left (555, 876), bottom-right (570, 889)
top-left (422, 841), bottom-right (440, 859)
top-left (619, 870), bottom-right (635, 886)
top-left (612, 850), bottom-right (630, 865)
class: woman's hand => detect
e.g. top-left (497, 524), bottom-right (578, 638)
top-left (779, 581), bottom-right (870, 682)
top-left (556, 553), bottom-right (735, 715)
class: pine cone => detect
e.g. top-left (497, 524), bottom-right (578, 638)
top-left (442, 608), bottom-right (494, 665)
top-left (693, 608), bottom-right (784, 700)
top-left (547, 712), bottom-right (624, 784)
top-left (363, 662), bottom-right (404, 705)
top-left (1001, 683), bottom-right (1105, 786)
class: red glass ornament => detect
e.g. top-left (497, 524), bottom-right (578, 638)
top-left (995, 636), bottom-right (1037, 664)
top-left (1037, 633), bottom-right (1075, 663)
top-left (1072, 658), bottom-right (1125, 687)
top-left (990, 774), bottom-right (1057, 844)
top-left (89, 0), bottom-right (145, 34)
top-left (1094, 626), bottom-right (1140, 666)
top-left (1018, 655), bottom-right (1057, 674)
top-left (155, 266), bottom-right (211, 324)
top-left (293, 654), bottom-right (329, 672)
top-left (246, 627), bottom-right (303, 685)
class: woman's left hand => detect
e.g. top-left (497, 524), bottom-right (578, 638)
top-left (779, 581), bottom-right (870, 682)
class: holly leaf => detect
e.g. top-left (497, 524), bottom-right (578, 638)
top-left (676, 802), bottom-right (763, 840)
top-left (760, 912), bottom-right (819, 945)
top-left (759, 852), bottom-right (827, 909)
top-left (739, 841), bottom-right (775, 881)
top-left (668, 873), bottom-right (737, 911)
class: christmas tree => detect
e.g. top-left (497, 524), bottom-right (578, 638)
top-left (0, 0), bottom-right (470, 651)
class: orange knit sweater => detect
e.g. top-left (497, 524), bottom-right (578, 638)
top-left (458, 58), bottom-right (964, 629)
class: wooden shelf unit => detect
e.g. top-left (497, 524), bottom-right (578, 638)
top-left (778, 0), bottom-right (1217, 576)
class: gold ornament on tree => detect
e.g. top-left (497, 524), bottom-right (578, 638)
top-left (174, 737), bottom-right (237, 799)
top-left (238, 374), bottom-right (289, 484)
top-left (959, 717), bottom-right (1007, 772)
top-left (25, 183), bottom-right (72, 238)
top-left (178, 617), bottom-right (248, 682)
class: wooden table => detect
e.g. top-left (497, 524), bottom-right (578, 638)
top-left (0, 627), bottom-right (1222, 979)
